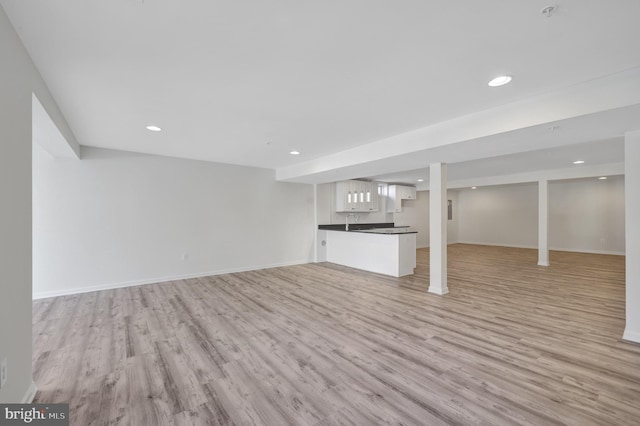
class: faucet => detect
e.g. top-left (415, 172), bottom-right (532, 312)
top-left (346, 213), bottom-right (359, 231)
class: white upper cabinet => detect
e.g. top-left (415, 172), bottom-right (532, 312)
top-left (335, 180), bottom-right (379, 212)
top-left (386, 185), bottom-right (417, 213)
top-left (400, 185), bottom-right (417, 200)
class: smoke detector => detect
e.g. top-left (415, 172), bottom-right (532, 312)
top-left (541, 6), bottom-right (557, 18)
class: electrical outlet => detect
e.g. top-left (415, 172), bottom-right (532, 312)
top-left (0, 357), bottom-right (7, 389)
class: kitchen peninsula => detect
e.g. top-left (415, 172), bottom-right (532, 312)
top-left (317, 223), bottom-right (417, 277)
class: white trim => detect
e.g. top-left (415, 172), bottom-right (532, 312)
top-left (623, 329), bottom-right (640, 344)
top-left (22, 381), bottom-right (37, 403)
top-left (456, 241), bottom-right (537, 250)
top-left (550, 247), bottom-right (625, 256)
top-left (32, 259), bottom-right (311, 300)
top-left (455, 241), bottom-right (625, 256)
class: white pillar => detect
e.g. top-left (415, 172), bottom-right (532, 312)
top-left (538, 179), bottom-right (550, 267)
top-left (624, 130), bottom-right (640, 343)
top-left (429, 163), bottom-right (448, 295)
top-left (313, 183), bottom-right (318, 263)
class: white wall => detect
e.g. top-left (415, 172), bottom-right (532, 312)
top-left (0, 5), bottom-right (76, 403)
top-left (33, 146), bottom-right (315, 298)
top-left (456, 179), bottom-right (625, 254)
top-left (549, 176), bottom-right (625, 254)
top-left (316, 183), bottom-right (334, 225)
top-left (457, 183), bottom-right (539, 248)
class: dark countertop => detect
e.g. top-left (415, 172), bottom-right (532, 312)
top-left (318, 223), bottom-right (417, 235)
top-left (318, 223), bottom-right (394, 232)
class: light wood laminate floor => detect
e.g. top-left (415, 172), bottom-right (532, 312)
top-left (32, 244), bottom-right (640, 425)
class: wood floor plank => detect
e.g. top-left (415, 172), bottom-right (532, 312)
top-left (32, 244), bottom-right (640, 425)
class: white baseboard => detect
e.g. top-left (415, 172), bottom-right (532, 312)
top-left (22, 381), bottom-right (37, 403)
top-left (550, 247), bottom-right (625, 256)
top-left (455, 241), bottom-right (625, 256)
top-left (32, 259), bottom-right (312, 300)
top-left (623, 329), bottom-right (640, 344)
top-left (428, 287), bottom-right (449, 295)
top-left (456, 241), bottom-right (538, 250)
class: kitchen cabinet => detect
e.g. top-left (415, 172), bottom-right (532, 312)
top-left (335, 180), bottom-right (379, 212)
top-left (399, 185), bottom-right (417, 200)
top-left (386, 184), bottom-right (417, 213)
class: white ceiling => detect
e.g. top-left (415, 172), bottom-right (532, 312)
top-left (2, 0), bottom-right (640, 181)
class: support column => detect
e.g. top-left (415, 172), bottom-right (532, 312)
top-left (538, 179), bottom-right (550, 266)
top-left (624, 130), bottom-right (640, 343)
top-left (429, 163), bottom-right (448, 295)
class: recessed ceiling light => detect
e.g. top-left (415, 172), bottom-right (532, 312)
top-left (488, 75), bottom-right (512, 87)
top-left (146, 125), bottom-right (162, 132)
top-left (417, 179), bottom-right (424, 182)
top-left (290, 150), bottom-right (300, 155)
top-left (471, 186), bottom-right (477, 190)
top-left (598, 176), bottom-right (608, 180)
top-left (573, 160), bottom-right (585, 164)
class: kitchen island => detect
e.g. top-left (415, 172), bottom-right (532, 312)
top-left (317, 224), bottom-right (417, 277)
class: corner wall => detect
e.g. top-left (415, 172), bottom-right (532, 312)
top-left (32, 146), bottom-right (315, 298)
